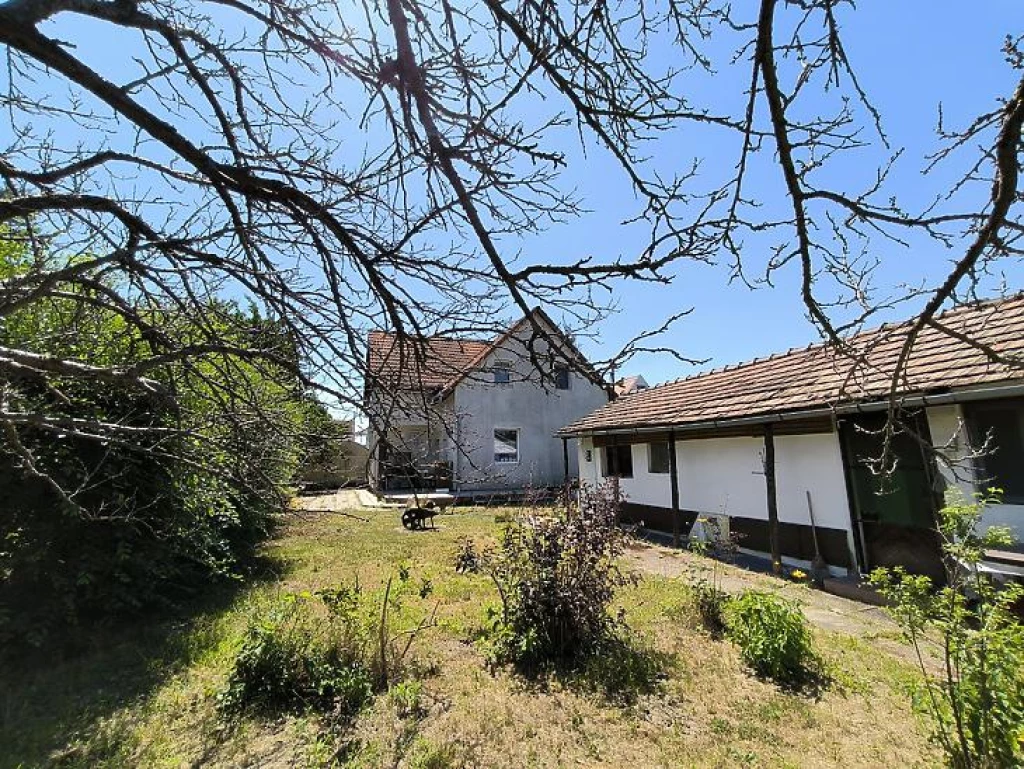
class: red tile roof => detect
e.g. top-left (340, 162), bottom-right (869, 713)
top-left (366, 307), bottom-right (599, 395)
top-left (559, 294), bottom-right (1024, 435)
top-left (366, 331), bottom-right (491, 391)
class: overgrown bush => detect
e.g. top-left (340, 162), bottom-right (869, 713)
top-left (870, 490), bottom-right (1024, 768)
top-left (221, 571), bottom-right (436, 719)
top-left (477, 482), bottom-right (637, 671)
top-left (725, 590), bottom-right (818, 686)
top-left (0, 237), bottom-right (324, 649)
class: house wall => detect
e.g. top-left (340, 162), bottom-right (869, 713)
top-left (453, 323), bottom-right (608, 491)
top-left (926, 403), bottom-right (1023, 542)
top-left (579, 430), bottom-right (856, 572)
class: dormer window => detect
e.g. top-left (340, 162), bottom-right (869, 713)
top-left (493, 361), bottom-right (512, 384)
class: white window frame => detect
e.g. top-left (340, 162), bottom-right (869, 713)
top-left (494, 427), bottom-right (520, 464)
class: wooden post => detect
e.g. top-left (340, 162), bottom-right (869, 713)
top-left (561, 437), bottom-right (571, 514)
top-left (669, 429), bottom-right (681, 548)
top-left (764, 423), bottom-right (782, 574)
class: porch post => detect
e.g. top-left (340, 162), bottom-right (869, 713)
top-left (561, 436), bottom-right (571, 513)
top-left (764, 423), bottom-right (782, 574)
top-left (669, 428), bottom-right (681, 548)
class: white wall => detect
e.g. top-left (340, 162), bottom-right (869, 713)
top-left (577, 436), bottom-right (601, 488)
top-left (677, 436), bottom-right (766, 518)
top-left (775, 433), bottom-right (852, 531)
top-left (927, 403), bottom-right (1023, 541)
top-left (583, 431), bottom-right (850, 531)
top-left (453, 321), bottom-right (608, 490)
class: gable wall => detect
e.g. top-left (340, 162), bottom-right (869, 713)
top-left (453, 320), bottom-right (608, 490)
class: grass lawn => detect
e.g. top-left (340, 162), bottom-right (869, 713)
top-left (0, 499), bottom-right (939, 768)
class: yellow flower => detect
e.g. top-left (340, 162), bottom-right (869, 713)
top-left (790, 569), bottom-right (807, 581)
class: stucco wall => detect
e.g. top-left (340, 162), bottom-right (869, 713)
top-left (580, 432), bottom-right (850, 529)
top-left (927, 403), bottom-right (1023, 541)
top-left (453, 325), bottom-right (607, 490)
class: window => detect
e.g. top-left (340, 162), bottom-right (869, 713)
top-left (493, 361), bottom-right (511, 384)
top-left (964, 400), bottom-right (1024, 503)
top-left (494, 428), bottom-right (519, 463)
top-left (648, 441), bottom-right (671, 474)
top-left (553, 365), bottom-right (570, 390)
top-left (602, 444), bottom-right (633, 478)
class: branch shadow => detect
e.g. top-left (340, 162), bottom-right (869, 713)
top-left (0, 554), bottom-right (281, 769)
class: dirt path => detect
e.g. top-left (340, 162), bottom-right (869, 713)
top-left (624, 539), bottom-right (937, 667)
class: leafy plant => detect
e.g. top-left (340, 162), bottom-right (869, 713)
top-left (870, 490), bottom-right (1024, 768)
top-left (220, 570), bottom-right (438, 719)
top-left (725, 590), bottom-right (818, 686)
top-left (477, 481), bottom-right (637, 670)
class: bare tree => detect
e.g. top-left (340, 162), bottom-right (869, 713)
top-left (1, 0), bottom-right (1021, 502)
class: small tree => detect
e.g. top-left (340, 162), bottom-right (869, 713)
top-left (870, 491), bottom-right (1024, 768)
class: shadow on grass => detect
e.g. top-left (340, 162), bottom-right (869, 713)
top-left (498, 633), bottom-right (673, 706)
top-left (748, 657), bottom-right (833, 701)
top-left (0, 554), bottom-right (281, 769)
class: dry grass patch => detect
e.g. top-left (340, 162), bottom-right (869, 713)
top-left (1, 500), bottom-right (938, 768)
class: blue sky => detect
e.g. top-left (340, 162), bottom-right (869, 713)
top-left (512, 2), bottom-right (1024, 385)
top-left (12, 2), bottom-right (1024, 399)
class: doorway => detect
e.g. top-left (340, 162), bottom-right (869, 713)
top-left (839, 411), bottom-right (945, 581)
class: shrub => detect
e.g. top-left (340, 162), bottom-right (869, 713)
top-left (220, 572), bottom-right (436, 719)
top-left (478, 481), bottom-right (636, 670)
top-left (725, 590), bottom-right (817, 685)
top-left (870, 490), bottom-right (1024, 768)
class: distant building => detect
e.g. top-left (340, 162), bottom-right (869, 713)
top-left (614, 374), bottom-right (649, 397)
top-left (365, 307), bottom-right (609, 495)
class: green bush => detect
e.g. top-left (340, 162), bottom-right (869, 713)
top-left (0, 236), bottom-right (322, 649)
top-left (870, 490), bottom-right (1024, 768)
top-left (725, 590), bottom-right (817, 685)
top-left (219, 591), bottom-right (373, 718)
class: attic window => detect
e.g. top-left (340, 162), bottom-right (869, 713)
top-left (493, 361), bottom-right (511, 384)
top-left (553, 365), bottom-right (570, 390)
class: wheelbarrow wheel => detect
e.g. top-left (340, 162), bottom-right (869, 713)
top-left (402, 509), bottom-right (417, 529)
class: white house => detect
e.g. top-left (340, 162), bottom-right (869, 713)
top-left (559, 295), bottom-right (1024, 581)
top-left (365, 307), bottom-right (609, 496)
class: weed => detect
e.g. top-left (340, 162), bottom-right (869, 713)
top-left (725, 590), bottom-right (822, 688)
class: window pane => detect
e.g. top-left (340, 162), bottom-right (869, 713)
top-left (967, 404), bottom-right (1024, 502)
top-left (494, 428), bottom-right (519, 463)
top-left (554, 365), bottom-right (570, 390)
top-left (602, 444), bottom-right (633, 478)
top-left (493, 362), bottom-right (511, 384)
top-left (649, 441), bottom-right (670, 474)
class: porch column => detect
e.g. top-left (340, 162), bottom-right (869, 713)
top-left (764, 423), bottom-right (782, 574)
top-left (562, 437), bottom-right (570, 483)
top-left (669, 428), bottom-right (681, 548)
